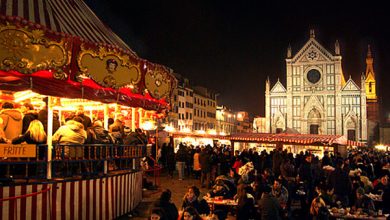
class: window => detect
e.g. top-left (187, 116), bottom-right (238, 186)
top-left (327, 120), bottom-right (335, 135)
top-left (327, 96), bottom-right (335, 117)
top-left (178, 90), bottom-right (185, 96)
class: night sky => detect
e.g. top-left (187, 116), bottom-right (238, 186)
top-left (85, 0), bottom-right (390, 118)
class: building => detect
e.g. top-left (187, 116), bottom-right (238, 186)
top-left (365, 46), bottom-right (380, 144)
top-left (216, 105), bottom-right (236, 134)
top-left (265, 30), bottom-right (376, 142)
top-left (193, 86), bottom-right (217, 132)
top-left (236, 111), bottom-right (252, 133)
top-left (167, 74), bottom-right (218, 133)
top-left (253, 117), bottom-right (267, 133)
top-left (168, 75), bottom-right (194, 131)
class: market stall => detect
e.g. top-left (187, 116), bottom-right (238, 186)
top-left (229, 133), bottom-right (366, 158)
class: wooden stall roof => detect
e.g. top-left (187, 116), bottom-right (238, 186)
top-left (229, 133), bottom-right (366, 146)
top-left (167, 131), bottom-right (366, 147)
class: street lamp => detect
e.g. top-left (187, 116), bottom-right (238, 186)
top-left (141, 120), bottom-right (157, 161)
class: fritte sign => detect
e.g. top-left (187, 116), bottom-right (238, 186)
top-left (0, 144), bottom-right (37, 158)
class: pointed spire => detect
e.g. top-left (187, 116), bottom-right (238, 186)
top-left (367, 44), bottom-right (372, 58)
top-left (265, 76), bottom-right (270, 92)
top-left (287, 44), bottom-right (292, 58)
top-left (365, 44), bottom-right (375, 78)
top-left (335, 40), bottom-right (340, 55)
top-left (310, 29), bottom-right (315, 38)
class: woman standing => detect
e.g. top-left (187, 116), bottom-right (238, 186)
top-left (12, 120), bottom-right (47, 177)
top-left (12, 120), bottom-right (46, 145)
top-left (193, 147), bottom-right (201, 179)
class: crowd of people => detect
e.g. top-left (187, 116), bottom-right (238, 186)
top-left (150, 143), bottom-right (390, 220)
top-left (0, 101), bottom-right (148, 178)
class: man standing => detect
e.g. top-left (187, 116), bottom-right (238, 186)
top-left (0, 102), bottom-right (23, 140)
top-left (327, 159), bottom-right (352, 207)
top-left (258, 185), bottom-right (282, 220)
top-left (21, 103), bottom-right (38, 134)
top-left (76, 105), bottom-right (92, 129)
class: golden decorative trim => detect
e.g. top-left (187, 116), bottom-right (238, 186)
top-left (0, 24), bottom-right (70, 77)
top-left (77, 44), bottom-right (141, 89)
top-left (145, 69), bottom-right (172, 99)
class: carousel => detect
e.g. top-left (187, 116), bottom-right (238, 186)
top-left (0, 0), bottom-right (176, 219)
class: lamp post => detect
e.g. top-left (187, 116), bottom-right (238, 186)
top-left (141, 120), bottom-right (157, 159)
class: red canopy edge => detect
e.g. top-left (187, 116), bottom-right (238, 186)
top-left (0, 70), bottom-right (168, 111)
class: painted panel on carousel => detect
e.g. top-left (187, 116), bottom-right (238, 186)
top-left (145, 68), bottom-right (173, 100)
top-left (0, 24), bottom-right (70, 79)
top-left (77, 45), bottom-right (141, 90)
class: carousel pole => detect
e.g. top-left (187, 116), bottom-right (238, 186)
top-left (46, 96), bottom-right (54, 179)
top-left (104, 104), bottom-right (109, 130)
top-left (131, 107), bottom-right (136, 131)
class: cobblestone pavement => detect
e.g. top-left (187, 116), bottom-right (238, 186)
top-left (118, 171), bottom-right (236, 219)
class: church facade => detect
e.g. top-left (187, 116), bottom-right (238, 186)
top-left (265, 30), bottom-right (377, 142)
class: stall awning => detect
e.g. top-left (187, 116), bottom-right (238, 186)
top-left (229, 133), bottom-right (366, 146)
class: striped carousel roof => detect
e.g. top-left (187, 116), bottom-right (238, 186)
top-left (0, 0), bottom-right (136, 55)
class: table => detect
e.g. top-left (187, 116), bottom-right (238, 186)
top-left (330, 211), bottom-right (388, 220)
top-left (204, 198), bottom-right (237, 214)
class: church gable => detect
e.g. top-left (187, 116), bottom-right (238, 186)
top-left (342, 78), bottom-right (360, 91)
top-left (270, 81), bottom-right (287, 93)
top-left (292, 39), bottom-right (334, 63)
top-left (303, 95), bottom-right (324, 114)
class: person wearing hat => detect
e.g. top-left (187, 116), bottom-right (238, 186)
top-left (353, 187), bottom-right (375, 215)
top-left (258, 185), bottom-right (282, 220)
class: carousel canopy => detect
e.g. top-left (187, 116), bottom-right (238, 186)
top-left (0, 0), bottom-right (177, 112)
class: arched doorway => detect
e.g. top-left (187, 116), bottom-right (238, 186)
top-left (308, 108), bottom-right (321, 134)
top-left (346, 119), bottom-right (357, 140)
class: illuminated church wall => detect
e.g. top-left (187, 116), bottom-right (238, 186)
top-left (265, 30), bottom-right (374, 142)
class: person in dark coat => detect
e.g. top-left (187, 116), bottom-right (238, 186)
top-left (182, 185), bottom-right (210, 215)
top-left (327, 159), bottom-right (352, 207)
top-left (86, 120), bottom-right (113, 144)
top-left (321, 151), bottom-right (332, 167)
top-left (165, 143), bottom-right (176, 178)
top-left (354, 187), bottom-right (375, 214)
top-left (199, 147), bottom-right (211, 188)
top-left (21, 103), bottom-right (38, 134)
top-left (236, 184), bottom-right (256, 220)
top-left (258, 185), bottom-right (282, 220)
top-left (153, 189), bottom-right (178, 220)
top-left (75, 105), bottom-right (92, 130)
top-left (37, 97), bottom-right (60, 134)
top-left (272, 148), bottom-right (284, 178)
top-left (176, 143), bottom-right (188, 180)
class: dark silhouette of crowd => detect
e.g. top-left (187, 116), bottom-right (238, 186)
top-left (152, 142), bottom-right (390, 219)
